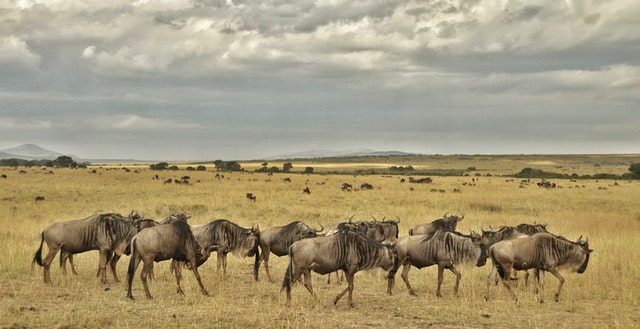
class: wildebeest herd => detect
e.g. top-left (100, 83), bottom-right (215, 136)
top-left (32, 211), bottom-right (592, 306)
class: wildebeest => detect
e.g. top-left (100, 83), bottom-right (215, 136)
top-left (302, 187), bottom-right (311, 194)
top-left (126, 219), bottom-right (215, 299)
top-left (485, 233), bottom-right (592, 303)
top-left (257, 221), bottom-right (323, 281)
top-left (191, 219), bottom-right (260, 277)
top-left (408, 213), bottom-right (464, 235)
top-left (32, 212), bottom-right (139, 284)
top-left (59, 211), bottom-right (157, 277)
top-left (481, 223), bottom-right (549, 285)
top-left (360, 183), bottom-right (373, 190)
top-left (35, 196), bottom-right (45, 201)
top-left (367, 216), bottom-right (400, 244)
top-left (281, 230), bottom-right (398, 307)
top-left (246, 193), bottom-right (257, 201)
top-left (340, 183), bottom-right (353, 191)
top-left (394, 229), bottom-right (487, 297)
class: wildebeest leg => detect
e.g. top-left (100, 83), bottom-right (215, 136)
top-left (171, 260), bottom-right (184, 295)
top-left (126, 254), bottom-right (142, 300)
top-left (436, 265), bottom-right (446, 297)
top-left (548, 268), bottom-right (565, 302)
top-left (302, 269), bottom-right (316, 298)
top-left (141, 260), bottom-right (154, 299)
top-left (109, 253), bottom-right (121, 282)
top-left (485, 264), bottom-right (499, 301)
top-left (334, 269), bottom-right (356, 307)
top-left (500, 265), bottom-right (518, 301)
top-left (190, 259), bottom-right (209, 296)
top-left (448, 265), bottom-right (462, 297)
top-left (98, 249), bottom-right (110, 284)
top-left (42, 244), bottom-right (60, 284)
top-left (536, 269), bottom-right (545, 302)
top-left (217, 252), bottom-right (228, 276)
top-left (400, 263), bottom-right (417, 296)
top-left (262, 250), bottom-right (273, 282)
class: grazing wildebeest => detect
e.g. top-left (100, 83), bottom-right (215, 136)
top-left (257, 221), bottom-right (323, 281)
top-left (408, 213), bottom-right (464, 235)
top-left (360, 183), bottom-right (374, 190)
top-left (246, 193), bottom-right (257, 201)
top-left (340, 183), bottom-right (353, 191)
top-left (303, 187), bottom-right (311, 194)
top-left (281, 231), bottom-right (398, 307)
top-left (395, 229), bottom-right (487, 297)
top-left (485, 233), bottom-right (592, 303)
top-left (32, 213), bottom-right (139, 284)
top-left (126, 219), bottom-right (215, 299)
top-left (35, 196), bottom-right (45, 201)
top-left (164, 178), bottom-right (173, 184)
top-left (191, 219), bottom-right (260, 277)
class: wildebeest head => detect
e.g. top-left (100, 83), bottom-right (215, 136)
top-left (575, 236), bottom-right (593, 274)
top-left (296, 223), bottom-right (324, 239)
top-left (468, 230), bottom-right (488, 267)
top-left (239, 225), bottom-right (260, 257)
top-left (441, 213), bottom-right (464, 231)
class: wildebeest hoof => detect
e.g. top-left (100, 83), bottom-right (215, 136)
top-left (409, 291), bottom-right (418, 297)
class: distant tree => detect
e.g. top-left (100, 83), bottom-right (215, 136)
top-left (150, 162), bottom-right (169, 170)
top-left (186, 166), bottom-right (195, 171)
top-left (53, 156), bottom-right (77, 168)
top-left (168, 166), bottom-right (179, 170)
top-left (629, 163), bottom-right (640, 179)
top-left (0, 158), bottom-right (19, 167)
top-left (283, 162), bottom-right (293, 172)
top-left (196, 165), bottom-right (206, 171)
top-left (304, 167), bottom-right (314, 174)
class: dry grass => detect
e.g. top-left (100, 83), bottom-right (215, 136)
top-left (1, 156), bottom-right (639, 328)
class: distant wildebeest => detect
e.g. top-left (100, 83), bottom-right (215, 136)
top-left (408, 213), bottom-right (464, 235)
top-left (32, 212), bottom-right (139, 284)
top-left (246, 193), bottom-right (257, 201)
top-left (360, 183), bottom-right (374, 190)
top-left (281, 231), bottom-right (398, 307)
top-left (409, 177), bottom-right (432, 184)
top-left (485, 233), bottom-right (592, 303)
top-left (163, 178), bottom-right (173, 184)
top-left (191, 219), bottom-right (260, 277)
top-left (340, 183), bottom-right (353, 191)
top-left (257, 221), bottom-right (323, 281)
top-left (303, 187), bottom-right (311, 194)
top-left (394, 230), bottom-right (487, 297)
top-left (35, 196), bottom-right (45, 201)
top-left (126, 219), bottom-right (216, 299)
top-left (283, 177), bottom-right (291, 182)
top-left (1, 174), bottom-right (7, 179)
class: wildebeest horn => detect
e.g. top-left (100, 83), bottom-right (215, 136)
top-left (577, 235), bottom-right (583, 242)
top-left (443, 212), bottom-right (449, 218)
top-left (348, 214), bottom-right (355, 223)
top-left (316, 224), bottom-right (324, 233)
top-left (459, 213), bottom-right (464, 221)
top-left (370, 215), bottom-right (377, 223)
top-left (389, 216), bottom-right (400, 224)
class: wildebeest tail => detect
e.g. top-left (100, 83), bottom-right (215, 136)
top-left (127, 238), bottom-right (138, 287)
top-left (253, 247), bottom-right (260, 281)
top-left (280, 247), bottom-right (294, 293)
top-left (32, 231), bottom-right (45, 267)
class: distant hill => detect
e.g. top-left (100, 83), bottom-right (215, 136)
top-left (266, 149), bottom-right (418, 160)
top-left (0, 144), bottom-right (77, 160)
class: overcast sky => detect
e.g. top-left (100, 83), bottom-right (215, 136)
top-left (1, 0), bottom-right (639, 160)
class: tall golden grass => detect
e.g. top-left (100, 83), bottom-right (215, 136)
top-left (1, 157), bottom-right (639, 328)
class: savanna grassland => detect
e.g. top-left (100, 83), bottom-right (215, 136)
top-left (1, 154), bottom-right (639, 329)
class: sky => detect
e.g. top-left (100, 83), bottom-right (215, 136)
top-left (1, 0), bottom-right (639, 161)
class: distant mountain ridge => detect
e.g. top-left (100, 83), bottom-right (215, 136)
top-left (0, 144), bottom-right (77, 160)
top-left (266, 148), bottom-right (417, 160)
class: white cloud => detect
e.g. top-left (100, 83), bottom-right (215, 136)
top-left (0, 36), bottom-right (40, 68)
